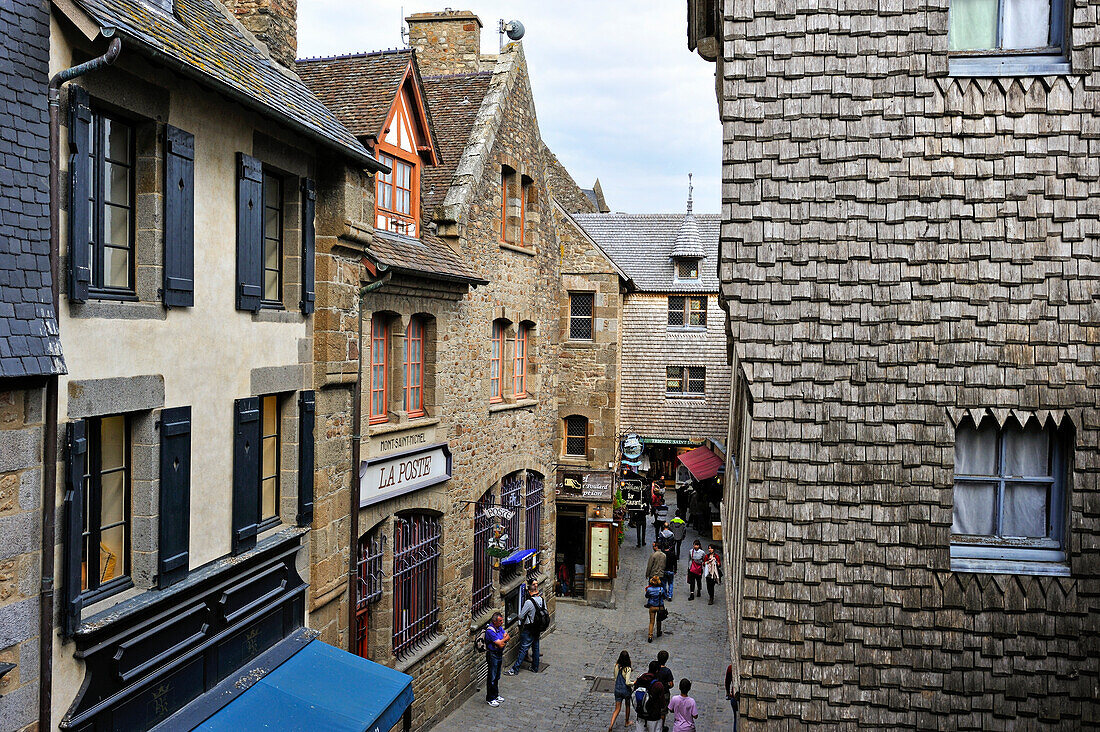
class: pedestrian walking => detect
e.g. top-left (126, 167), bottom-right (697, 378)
top-left (607, 650), bottom-right (633, 730)
top-left (506, 580), bottom-right (547, 675)
top-left (725, 664), bottom-right (739, 731)
top-left (655, 650), bottom-right (674, 730)
top-left (686, 540), bottom-right (705, 601)
top-left (662, 534), bottom-right (678, 601)
top-left (669, 515), bottom-right (687, 559)
top-left (703, 544), bottom-right (721, 604)
top-left (645, 542), bottom-right (666, 589)
top-left (632, 660), bottom-right (668, 732)
top-left (631, 489), bottom-right (650, 548)
top-left (668, 678), bottom-right (698, 732)
top-left (644, 575), bottom-right (665, 642)
top-left (483, 612), bottom-right (509, 706)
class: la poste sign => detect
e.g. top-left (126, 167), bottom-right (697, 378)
top-left (360, 442), bottom-right (452, 508)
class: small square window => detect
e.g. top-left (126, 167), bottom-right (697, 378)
top-left (564, 415), bottom-right (588, 456)
top-left (948, 0), bottom-right (1068, 75)
top-left (569, 293), bottom-right (594, 340)
top-left (677, 260), bottom-right (699, 280)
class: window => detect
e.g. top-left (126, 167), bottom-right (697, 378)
top-left (81, 415), bottom-right (130, 595)
top-left (500, 472), bottom-right (524, 582)
top-left (668, 296), bottom-right (707, 328)
top-left (404, 318), bottom-right (425, 417)
top-left (86, 111), bottom-right (135, 295)
top-left (377, 152), bottom-right (417, 235)
top-left (519, 179), bottom-right (530, 247)
top-left (393, 514), bottom-right (441, 658)
top-left (355, 528), bottom-right (385, 659)
top-left (370, 315), bottom-right (389, 424)
top-left (677, 259), bottom-right (699, 280)
top-left (512, 325), bottom-right (528, 398)
top-left (490, 321), bottom-right (505, 403)
top-left (261, 172), bottom-right (282, 304)
top-left (948, 0), bottom-right (1067, 73)
top-left (524, 471), bottom-right (544, 551)
top-left (667, 366), bottom-right (706, 396)
top-left (500, 168), bottom-right (512, 242)
top-left (472, 489), bottom-right (494, 616)
top-left (259, 395), bottom-right (280, 527)
top-left (564, 415), bottom-right (588, 457)
top-left (569, 293), bottom-right (594, 340)
top-left (951, 417), bottom-right (1069, 568)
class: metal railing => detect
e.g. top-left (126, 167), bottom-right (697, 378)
top-left (393, 515), bottom-right (441, 659)
top-left (500, 473), bottom-right (524, 582)
top-left (356, 531), bottom-right (385, 609)
top-left (525, 472), bottom-right (544, 552)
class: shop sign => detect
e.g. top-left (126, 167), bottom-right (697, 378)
top-left (557, 472), bottom-right (614, 502)
top-left (360, 442), bottom-right (451, 508)
top-left (620, 479), bottom-right (645, 510)
top-left (638, 436), bottom-right (704, 446)
top-left (477, 504), bottom-right (517, 559)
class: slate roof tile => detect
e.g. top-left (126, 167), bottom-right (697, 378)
top-left (295, 50), bottom-right (413, 141)
top-left (420, 71), bottom-right (493, 214)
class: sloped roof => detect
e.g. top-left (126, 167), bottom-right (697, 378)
top-left (419, 71), bottom-right (493, 214)
top-left (573, 213), bottom-right (720, 293)
top-left (370, 230), bottom-right (485, 285)
top-left (67, 0), bottom-right (378, 167)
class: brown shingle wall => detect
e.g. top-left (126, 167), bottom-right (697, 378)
top-left (715, 0), bottom-right (1100, 727)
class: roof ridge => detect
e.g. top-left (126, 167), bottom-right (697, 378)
top-left (296, 48), bottom-right (411, 63)
top-left (422, 70), bottom-right (494, 80)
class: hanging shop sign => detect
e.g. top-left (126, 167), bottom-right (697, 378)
top-left (556, 471), bottom-right (614, 502)
top-left (620, 479), bottom-right (645, 510)
top-left (359, 442), bottom-right (452, 508)
top-left (621, 434), bottom-right (643, 468)
top-left (638, 436), bottom-right (704, 446)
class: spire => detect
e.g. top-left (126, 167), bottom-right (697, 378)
top-left (686, 173), bottom-right (693, 215)
top-left (671, 173), bottom-right (705, 259)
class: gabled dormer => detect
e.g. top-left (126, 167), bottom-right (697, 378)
top-left (671, 175), bottom-right (705, 281)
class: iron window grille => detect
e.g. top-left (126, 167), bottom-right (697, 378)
top-left (393, 514), bottom-right (441, 659)
top-left (677, 260), bottom-right (699, 279)
top-left (87, 110), bottom-right (135, 295)
top-left (357, 530), bottom-right (386, 609)
top-left (668, 295), bottom-right (706, 328)
top-left (569, 293), bottom-right (594, 340)
top-left (472, 489), bottom-right (494, 616)
top-left (666, 366), bottom-right (706, 396)
top-left (81, 415), bottom-right (131, 597)
top-left (525, 472), bottom-right (544, 552)
top-left (564, 415), bottom-right (588, 456)
top-left (500, 473), bottom-right (524, 583)
top-left (261, 172), bottom-right (282, 304)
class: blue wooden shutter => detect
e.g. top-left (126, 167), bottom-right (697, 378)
top-left (68, 86), bottom-right (92, 303)
top-left (232, 397), bottom-right (261, 554)
top-left (297, 390), bottom-right (315, 526)
top-left (300, 179), bottom-right (316, 315)
top-left (158, 406), bottom-right (191, 588)
top-left (235, 153), bottom-right (263, 311)
top-left (163, 126), bottom-right (195, 308)
top-left (63, 420), bottom-right (87, 636)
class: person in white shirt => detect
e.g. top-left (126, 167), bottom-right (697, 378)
top-left (505, 580), bottom-right (546, 675)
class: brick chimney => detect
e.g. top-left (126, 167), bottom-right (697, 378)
top-left (221, 0), bottom-right (297, 67)
top-left (405, 10), bottom-right (483, 76)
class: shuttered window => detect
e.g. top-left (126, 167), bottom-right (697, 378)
top-left (297, 390), bottom-right (315, 526)
top-left (63, 421), bottom-right (87, 635)
top-left (158, 406), bottom-right (191, 588)
top-left (236, 154), bottom-right (263, 311)
top-left (262, 173), bottom-right (283, 304)
top-left (163, 126), bottom-right (195, 307)
top-left (300, 179), bottom-right (316, 314)
top-left (232, 397), bottom-right (261, 554)
top-left (259, 395), bottom-right (280, 528)
top-left (80, 416), bottom-right (131, 596)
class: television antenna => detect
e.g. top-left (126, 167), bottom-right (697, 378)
top-left (498, 19), bottom-right (525, 50)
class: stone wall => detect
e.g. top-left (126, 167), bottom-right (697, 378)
top-left (220, 0), bottom-right (298, 67)
top-left (406, 10), bottom-right (484, 76)
top-left (712, 0), bottom-right (1100, 727)
top-left (544, 146), bottom-right (599, 215)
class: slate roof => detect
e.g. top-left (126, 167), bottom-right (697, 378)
top-left (0, 0), bottom-right (64, 377)
top-left (370, 230), bottom-right (485, 285)
top-left (296, 49), bottom-right (429, 145)
top-left (573, 213), bottom-right (720, 293)
top-left (69, 0), bottom-right (377, 167)
top-left (419, 71), bottom-right (493, 214)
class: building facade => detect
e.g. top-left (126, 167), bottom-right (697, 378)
top-left (690, 0), bottom-right (1100, 727)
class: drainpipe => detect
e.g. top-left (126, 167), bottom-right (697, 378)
top-left (42, 35), bottom-right (122, 731)
top-left (348, 267), bottom-right (390, 654)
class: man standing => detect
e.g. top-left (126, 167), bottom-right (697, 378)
top-left (646, 542), bottom-right (666, 589)
top-left (633, 660), bottom-right (668, 732)
top-left (484, 612), bottom-right (509, 707)
top-left (506, 580), bottom-right (546, 675)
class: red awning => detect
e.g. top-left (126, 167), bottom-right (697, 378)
top-left (677, 446), bottom-right (724, 481)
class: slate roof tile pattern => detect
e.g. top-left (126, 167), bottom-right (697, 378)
top-left (370, 229), bottom-right (483, 284)
top-left (0, 0), bottom-right (64, 377)
top-left (419, 71), bottom-right (493, 214)
top-left (72, 0), bottom-right (374, 165)
top-left (573, 213), bottom-right (720, 293)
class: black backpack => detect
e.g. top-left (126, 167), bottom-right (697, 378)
top-left (529, 598), bottom-right (550, 634)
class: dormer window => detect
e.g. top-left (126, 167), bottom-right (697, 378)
top-left (377, 153), bottom-right (417, 235)
top-left (676, 259), bottom-right (699, 280)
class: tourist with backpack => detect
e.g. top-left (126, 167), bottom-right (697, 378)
top-left (607, 650), bottom-right (633, 730)
top-left (632, 660), bottom-right (668, 732)
top-left (506, 580), bottom-right (548, 675)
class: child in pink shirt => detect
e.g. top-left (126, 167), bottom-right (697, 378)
top-left (667, 678), bottom-right (698, 732)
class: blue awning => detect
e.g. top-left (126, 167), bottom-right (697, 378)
top-left (500, 548), bottom-right (536, 566)
top-left (197, 639), bottom-right (413, 732)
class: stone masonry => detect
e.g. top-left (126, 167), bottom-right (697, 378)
top-left (407, 10), bottom-right (484, 76)
top-left (220, 0), bottom-right (298, 67)
top-left (694, 0), bottom-right (1100, 727)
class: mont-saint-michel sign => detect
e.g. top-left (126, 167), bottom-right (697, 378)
top-left (359, 442), bottom-right (452, 508)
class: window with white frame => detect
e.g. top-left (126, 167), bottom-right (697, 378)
top-left (951, 416), bottom-right (1070, 570)
top-left (948, 0), bottom-right (1067, 71)
top-left (666, 366), bottom-right (705, 396)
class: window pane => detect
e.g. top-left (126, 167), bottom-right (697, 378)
top-left (951, 480), bottom-right (997, 535)
top-left (1003, 422), bottom-right (1049, 477)
top-left (99, 525), bottom-right (125, 583)
top-left (371, 389), bottom-right (385, 417)
top-left (106, 162), bottom-right (130, 206)
top-left (105, 205), bottom-right (130, 249)
top-left (100, 470), bottom-right (125, 526)
top-left (104, 118), bottom-right (131, 164)
top-left (1002, 0), bottom-right (1052, 49)
top-left (264, 269), bottom-right (279, 301)
top-left (265, 204), bottom-right (280, 241)
top-left (954, 422), bottom-right (997, 475)
top-left (1002, 482), bottom-right (1049, 537)
top-left (100, 416), bottom-right (126, 470)
top-left (666, 367), bottom-right (683, 392)
top-left (949, 0), bottom-right (999, 50)
top-left (261, 476), bottom-right (277, 520)
top-left (264, 175), bottom-right (280, 208)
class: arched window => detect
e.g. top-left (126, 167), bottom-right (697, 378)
top-left (393, 513), bottom-right (441, 658)
top-left (404, 317), bottom-right (425, 417)
top-left (355, 527), bottom-right (385, 659)
top-left (564, 415), bottom-right (588, 457)
top-left (369, 315), bottom-right (389, 424)
top-left (472, 488), bottom-right (494, 616)
top-left (525, 471), bottom-right (544, 552)
top-left (512, 324), bottom-right (528, 398)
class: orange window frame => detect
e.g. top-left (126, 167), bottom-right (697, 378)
top-left (500, 170), bottom-right (509, 242)
top-left (519, 182), bottom-right (527, 247)
top-left (369, 316), bottom-right (389, 424)
top-left (375, 150), bottom-right (419, 234)
top-left (512, 325), bottom-right (527, 398)
top-left (490, 321), bottom-right (504, 403)
top-left (404, 318), bottom-right (425, 417)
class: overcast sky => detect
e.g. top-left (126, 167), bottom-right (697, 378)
top-left (298, 1), bottom-right (721, 214)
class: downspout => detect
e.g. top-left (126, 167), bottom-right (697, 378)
top-left (42, 35), bottom-right (122, 730)
top-left (348, 267), bottom-right (391, 654)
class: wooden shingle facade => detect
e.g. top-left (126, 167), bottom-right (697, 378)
top-left (690, 0), bottom-right (1100, 727)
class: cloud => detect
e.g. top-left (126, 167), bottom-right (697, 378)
top-left (298, 1), bottom-right (722, 214)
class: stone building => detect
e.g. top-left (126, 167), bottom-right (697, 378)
top-left (298, 11), bottom-right (570, 726)
top-left (0, 0), bottom-right (64, 727)
top-left (575, 194), bottom-right (730, 496)
top-left (689, 0), bottom-right (1100, 727)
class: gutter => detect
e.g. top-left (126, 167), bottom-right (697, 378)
top-left (43, 34), bottom-right (123, 732)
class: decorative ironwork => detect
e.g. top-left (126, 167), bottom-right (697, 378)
top-left (393, 514), bottom-right (441, 659)
top-left (500, 473), bottom-right (524, 582)
top-left (472, 490), bottom-right (494, 616)
top-left (356, 530), bottom-right (385, 609)
top-left (525, 472), bottom-right (544, 552)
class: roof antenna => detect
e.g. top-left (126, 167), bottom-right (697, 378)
top-left (400, 6), bottom-right (409, 45)
top-left (498, 19), bottom-right (525, 50)
top-left (686, 173), bottom-right (693, 214)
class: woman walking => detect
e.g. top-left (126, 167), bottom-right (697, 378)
top-left (686, 540), bottom-right (705, 601)
top-left (703, 544), bottom-right (721, 604)
top-left (608, 650), bottom-right (633, 730)
top-left (645, 575), bottom-right (665, 642)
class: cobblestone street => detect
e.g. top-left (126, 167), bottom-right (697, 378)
top-left (431, 495), bottom-right (732, 731)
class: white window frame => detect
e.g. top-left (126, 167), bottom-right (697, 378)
top-left (948, 0), bottom-right (1069, 77)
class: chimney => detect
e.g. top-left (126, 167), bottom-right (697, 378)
top-left (221, 0), bottom-right (298, 67)
top-left (405, 10), bottom-right (483, 76)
